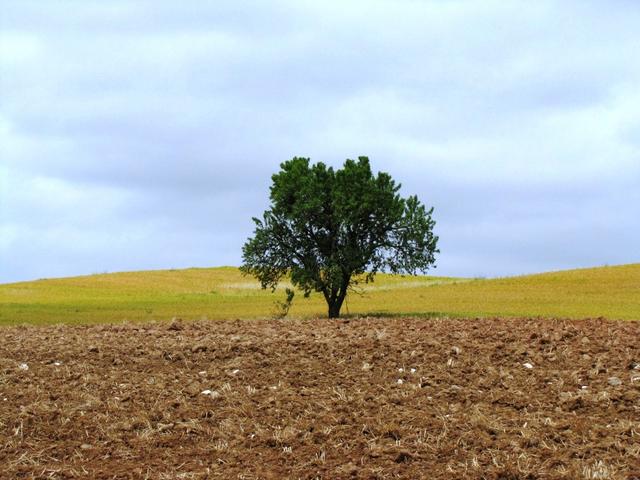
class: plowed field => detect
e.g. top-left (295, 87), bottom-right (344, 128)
top-left (1, 317), bottom-right (639, 479)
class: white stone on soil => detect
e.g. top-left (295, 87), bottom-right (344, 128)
top-left (201, 389), bottom-right (221, 398)
top-left (607, 376), bottom-right (622, 386)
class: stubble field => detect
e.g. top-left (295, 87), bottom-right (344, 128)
top-left (1, 316), bottom-right (639, 479)
top-left (2, 263), bottom-right (639, 325)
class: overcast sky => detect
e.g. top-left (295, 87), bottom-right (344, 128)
top-left (1, 0), bottom-right (639, 283)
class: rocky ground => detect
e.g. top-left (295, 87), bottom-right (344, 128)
top-left (1, 316), bottom-right (639, 479)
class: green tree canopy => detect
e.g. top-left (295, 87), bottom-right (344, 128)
top-left (241, 157), bottom-right (439, 318)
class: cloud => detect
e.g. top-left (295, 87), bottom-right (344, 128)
top-left (1, 0), bottom-right (639, 282)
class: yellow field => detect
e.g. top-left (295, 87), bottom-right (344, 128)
top-left (0, 264), bottom-right (638, 325)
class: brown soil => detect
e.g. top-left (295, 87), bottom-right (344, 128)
top-left (1, 317), bottom-right (639, 479)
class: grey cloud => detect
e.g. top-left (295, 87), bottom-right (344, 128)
top-left (0, 1), bottom-right (298, 36)
top-left (1, 0), bottom-right (639, 282)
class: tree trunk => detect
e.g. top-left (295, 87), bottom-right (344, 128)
top-left (327, 288), bottom-right (347, 318)
top-left (328, 302), bottom-right (341, 318)
top-left (326, 275), bottom-right (350, 318)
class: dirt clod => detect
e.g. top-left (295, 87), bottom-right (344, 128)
top-left (167, 317), bottom-right (184, 331)
top-left (395, 452), bottom-right (413, 463)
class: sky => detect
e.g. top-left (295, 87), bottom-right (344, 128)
top-left (1, 0), bottom-right (639, 283)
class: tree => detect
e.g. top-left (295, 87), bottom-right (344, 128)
top-left (241, 157), bottom-right (439, 318)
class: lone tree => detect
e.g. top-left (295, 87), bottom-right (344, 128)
top-left (241, 157), bottom-right (439, 318)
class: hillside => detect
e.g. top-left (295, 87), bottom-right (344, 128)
top-left (0, 264), bottom-right (638, 325)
